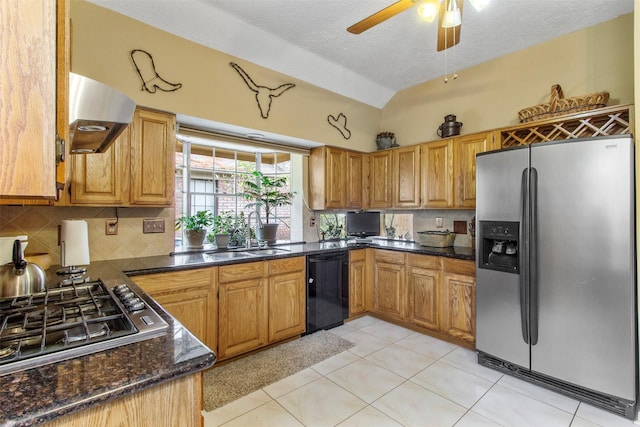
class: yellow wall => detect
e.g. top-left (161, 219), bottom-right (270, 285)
top-left (382, 13), bottom-right (634, 145)
top-left (70, 0), bottom-right (382, 152)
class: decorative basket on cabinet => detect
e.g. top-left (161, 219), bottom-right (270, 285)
top-left (518, 84), bottom-right (609, 123)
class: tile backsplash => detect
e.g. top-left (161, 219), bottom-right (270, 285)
top-left (0, 206), bottom-right (175, 265)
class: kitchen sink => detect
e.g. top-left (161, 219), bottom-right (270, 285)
top-left (203, 251), bottom-right (255, 260)
top-left (245, 248), bottom-right (290, 255)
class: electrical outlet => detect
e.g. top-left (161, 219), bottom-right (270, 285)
top-left (105, 219), bottom-right (118, 235)
top-left (310, 216), bottom-right (316, 227)
top-left (435, 217), bottom-right (443, 228)
top-left (143, 219), bottom-right (165, 234)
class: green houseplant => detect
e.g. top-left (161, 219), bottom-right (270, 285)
top-left (207, 211), bottom-right (235, 249)
top-left (176, 210), bottom-right (214, 249)
top-left (242, 171), bottom-right (295, 244)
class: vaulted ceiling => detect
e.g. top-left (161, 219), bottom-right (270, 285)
top-left (88, 0), bottom-right (633, 109)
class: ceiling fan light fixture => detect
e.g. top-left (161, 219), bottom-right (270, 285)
top-left (441, 0), bottom-right (461, 28)
top-left (468, 0), bottom-right (490, 12)
top-left (417, 2), bottom-right (438, 22)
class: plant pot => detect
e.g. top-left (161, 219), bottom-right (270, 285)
top-left (185, 229), bottom-right (207, 249)
top-left (256, 223), bottom-right (279, 244)
top-left (214, 233), bottom-right (230, 249)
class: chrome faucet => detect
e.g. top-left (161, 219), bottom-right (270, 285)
top-left (246, 211), bottom-right (260, 248)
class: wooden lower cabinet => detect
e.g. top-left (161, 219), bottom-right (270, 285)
top-left (268, 257), bottom-right (306, 342)
top-left (348, 250), bottom-right (367, 316)
top-left (371, 250), bottom-right (406, 321)
top-left (45, 373), bottom-right (202, 427)
top-left (132, 268), bottom-right (217, 351)
top-left (218, 261), bottom-right (268, 360)
top-left (406, 254), bottom-right (441, 331)
top-left (218, 258), bottom-right (305, 360)
top-left (368, 250), bottom-right (476, 347)
top-left (441, 259), bottom-right (476, 344)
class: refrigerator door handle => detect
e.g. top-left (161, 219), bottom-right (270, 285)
top-left (530, 167), bottom-right (539, 345)
top-left (520, 167), bottom-right (529, 344)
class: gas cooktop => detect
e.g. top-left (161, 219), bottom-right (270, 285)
top-left (0, 277), bottom-right (168, 375)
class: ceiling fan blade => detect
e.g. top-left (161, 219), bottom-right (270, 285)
top-left (348, 0), bottom-right (420, 34)
top-left (437, 0), bottom-right (463, 51)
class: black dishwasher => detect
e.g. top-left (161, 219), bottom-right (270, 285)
top-left (306, 251), bottom-right (349, 334)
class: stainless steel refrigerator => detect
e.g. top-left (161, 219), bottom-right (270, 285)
top-left (475, 135), bottom-right (637, 419)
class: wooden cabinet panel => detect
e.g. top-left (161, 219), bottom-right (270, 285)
top-left (70, 130), bottom-right (128, 204)
top-left (393, 145), bottom-right (421, 208)
top-left (133, 268), bottom-right (217, 351)
top-left (349, 249), bottom-right (367, 316)
top-left (421, 140), bottom-right (454, 208)
top-left (442, 271), bottom-right (475, 344)
top-left (346, 151), bottom-right (363, 208)
top-left (130, 108), bottom-right (176, 205)
top-left (218, 277), bottom-right (268, 360)
top-left (454, 133), bottom-right (492, 208)
top-left (219, 261), bottom-right (267, 283)
top-left (308, 146), bottom-right (363, 209)
top-left (0, 0), bottom-right (59, 199)
top-left (407, 255), bottom-right (441, 331)
top-left (372, 250), bottom-right (406, 321)
top-left (268, 270), bottom-right (305, 342)
top-left (368, 151), bottom-right (392, 208)
top-left (46, 373), bottom-right (202, 427)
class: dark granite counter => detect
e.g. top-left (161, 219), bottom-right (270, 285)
top-left (114, 239), bottom-right (475, 276)
top-left (0, 262), bottom-right (216, 427)
top-left (0, 238), bottom-right (472, 426)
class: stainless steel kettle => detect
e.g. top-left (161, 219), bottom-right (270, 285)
top-left (0, 240), bottom-right (46, 298)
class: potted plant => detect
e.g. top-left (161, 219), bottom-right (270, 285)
top-left (207, 211), bottom-right (235, 249)
top-left (176, 210), bottom-right (214, 249)
top-left (242, 171), bottom-right (295, 244)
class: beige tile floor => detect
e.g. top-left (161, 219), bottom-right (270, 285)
top-left (203, 315), bottom-right (639, 427)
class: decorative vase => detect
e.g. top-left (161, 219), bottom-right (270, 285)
top-left (257, 223), bottom-right (279, 244)
top-left (185, 229), bottom-right (206, 249)
top-left (214, 234), bottom-right (230, 249)
top-left (376, 133), bottom-right (397, 150)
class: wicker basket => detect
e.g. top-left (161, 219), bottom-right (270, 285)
top-left (518, 84), bottom-right (609, 123)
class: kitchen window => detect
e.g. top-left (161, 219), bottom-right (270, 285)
top-left (175, 132), bottom-right (303, 248)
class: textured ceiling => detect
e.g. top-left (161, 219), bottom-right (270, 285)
top-left (88, 0), bottom-right (633, 109)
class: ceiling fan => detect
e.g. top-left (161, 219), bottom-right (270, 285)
top-left (348, 0), bottom-right (477, 52)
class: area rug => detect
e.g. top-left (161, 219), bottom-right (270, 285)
top-left (203, 330), bottom-right (355, 411)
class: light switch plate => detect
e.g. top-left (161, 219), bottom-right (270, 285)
top-left (143, 219), bottom-right (165, 234)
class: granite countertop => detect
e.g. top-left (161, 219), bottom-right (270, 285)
top-left (0, 238), bottom-right (472, 426)
top-left (115, 239), bottom-right (475, 276)
top-left (0, 262), bottom-right (216, 427)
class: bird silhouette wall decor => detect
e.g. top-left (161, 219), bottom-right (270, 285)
top-left (131, 49), bottom-right (183, 93)
top-left (327, 113), bottom-right (351, 139)
top-left (230, 62), bottom-right (295, 119)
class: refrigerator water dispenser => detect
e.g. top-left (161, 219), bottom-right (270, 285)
top-left (478, 221), bottom-right (519, 273)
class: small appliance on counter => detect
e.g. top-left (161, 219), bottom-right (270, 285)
top-left (346, 211), bottom-right (380, 241)
top-left (0, 240), bottom-right (45, 298)
top-left (0, 235), bottom-right (28, 265)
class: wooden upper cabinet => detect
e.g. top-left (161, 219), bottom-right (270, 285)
top-left (130, 108), bottom-right (176, 205)
top-left (368, 150), bottom-right (392, 208)
top-left (421, 139), bottom-right (454, 208)
top-left (454, 132), bottom-right (495, 208)
top-left (345, 151), bottom-right (364, 208)
top-left (393, 145), bottom-right (421, 208)
top-left (68, 107), bottom-right (175, 206)
top-left (70, 129), bottom-right (129, 204)
top-left (0, 0), bottom-right (67, 201)
top-left (308, 146), bottom-right (363, 209)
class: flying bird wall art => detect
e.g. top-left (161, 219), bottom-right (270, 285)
top-left (229, 62), bottom-right (295, 119)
